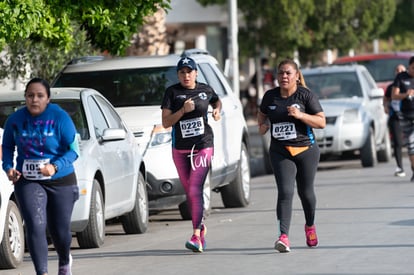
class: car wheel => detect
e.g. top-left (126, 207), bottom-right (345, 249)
top-left (0, 200), bottom-right (24, 269)
top-left (179, 171), bottom-right (212, 220)
top-left (121, 171), bottom-right (149, 234)
top-left (76, 179), bottom-right (105, 248)
top-left (220, 142), bottom-right (251, 207)
top-left (361, 127), bottom-right (377, 167)
top-left (377, 129), bottom-right (392, 162)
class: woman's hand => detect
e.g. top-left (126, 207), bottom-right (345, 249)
top-left (287, 105), bottom-right (304, 119)
top-left (39, 163), bottom-right (57, 177)
top-left (183, 98), bottom-right (195, 113)
top-left (7, 168), bottom-right (21, 183)
top-left (212, 108), bottom-right (221, 121)
top-left (258, 123), bottom-right (270, 135)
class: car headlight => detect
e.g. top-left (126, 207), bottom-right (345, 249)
top-left (150, 125), bottom-right (172, 147)
top-left (342, 109), bottom-right (360, 123)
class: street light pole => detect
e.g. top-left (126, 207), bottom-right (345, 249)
top-left (228, 0), bottom-right (239, 99)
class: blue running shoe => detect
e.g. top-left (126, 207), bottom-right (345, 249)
top-left (185, 235), bottom-right (203, 252)
top-left (200, 224), bottom-right (207, 250)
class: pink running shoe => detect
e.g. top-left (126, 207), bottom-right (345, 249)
top-left (200, 224), bottom-right (207, 250)
top-left (305, 225), bottom-right (318, 247)
top-left (274, 234), bottom-right (290, 253)
top-left (185, 234), bottom-right (203, 252)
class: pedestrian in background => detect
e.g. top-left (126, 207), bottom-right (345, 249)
top-left (2, 78), bottom-right (79, 275)
top-left (161, 57), bottom-right (222, 253)
top-left (391, 56), bottom-right (414, 182)
top-left (248, 58), bottom-right (276, 118)
top-left (257, 59), bottom-right (326, 253)
top-left (383, 64), bottom-right (406, 177)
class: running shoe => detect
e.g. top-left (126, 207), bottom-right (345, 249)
top-left (200, 224), bottom-right (207, 250)
top-left (58, 254), bottom-right (72, 275)
top-left (185, 234), bottom-right (203, 252)
top-left (274, 234), bottom-right (290, 253)
top-left (394, 167), bottom-right (406, 177)
top-left (305, 225), bottom-right (318, 247)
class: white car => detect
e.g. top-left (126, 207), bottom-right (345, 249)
top-left (262, 64), bottom-right (391, 170)
top-left (52, 49), bottom-right (251, 219)
top-left (0, 88), bottom-right (149, 249)
top-left (0, 128), bottom-right (25, 269)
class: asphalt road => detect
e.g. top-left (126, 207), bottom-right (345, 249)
top-left (3, 122), bottom-right (414, 275)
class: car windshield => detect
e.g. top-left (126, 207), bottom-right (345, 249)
top-left (305, 72), bottom-right (362, 99)
top-left (336, 58), bottom-right (408, 82)
top-left (0, 99), bottom-right (89, 140)
top-left (53, 67), bottom-right (179, 107)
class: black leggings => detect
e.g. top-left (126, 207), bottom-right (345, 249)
top-left (388, 114), bottom-right (404, 169)
top-left (14, 178), bottom-right (78, 275)
top-left (269, 144), bottom-right (319, 235)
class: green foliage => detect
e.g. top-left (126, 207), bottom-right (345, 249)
top-left (0, 25), bottom-right (99, 84)
top-left (198, 0), bottom-right (396, 65)
top-left (0, 0), bottom-right (74, 51)
top-left (0, 0), bottom-right (170, 85)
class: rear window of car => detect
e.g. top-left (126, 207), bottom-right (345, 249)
top-left (334, 58), bottom-right (409, 83)
top-left (304, 72), bottom-right (362, 99)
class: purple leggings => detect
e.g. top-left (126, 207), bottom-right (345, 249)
top-left (173, 147), bottom-right (213, 229)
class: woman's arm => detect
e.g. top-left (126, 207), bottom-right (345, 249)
top-left (257, 111), bottom-right (270, 135)
top-left (162, 99), bottom-right (194, 128)
top-left (211, 99), bottom-right (222, 121)
top-left (287, 106), bottom-right (326, 129)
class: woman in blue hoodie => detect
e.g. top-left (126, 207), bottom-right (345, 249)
top-left (2, 78), bottom-right (79, 275)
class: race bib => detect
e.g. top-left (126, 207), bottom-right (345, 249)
top-left (272, 122), bottom-right (297, 140)
top-left (180, 117), bottom-right (205, 138)
top-left (391, 100), bottom-right (401, 112)
top-left (22, 159), bottom-right (51, 180)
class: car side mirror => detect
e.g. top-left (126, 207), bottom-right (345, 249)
top-left (369, 87), bottom-right (384, 98)
top-left (100, 128), bottom-right (126, 143)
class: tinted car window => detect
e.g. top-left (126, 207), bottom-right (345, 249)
top-left (54, 66), bottom-right (213, 107)
top-left (0, 102), bottom-right (25, 128)
top-left (306, 72), bottom-right (362, 99)
top-left (55, 100), bottom-right (90, 140)
top-left (94, 95), bottom-right (124, 129)
top-left (87, 96), bottom-right (109, 138)
top-left (360, 70), bottom-right (377, 92)
top-left (54, 67), bottom-right (179, 107)
top-left (336, 58), bottom-right (408, 82)
top-left (199, 63), bottom-right (226, 96)
top-left (0, 100), bottom-right (90, 140)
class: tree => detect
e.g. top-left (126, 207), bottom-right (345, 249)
top-left (0, 0), bottom-right (170, 84)
top-left (127, 8), bottom-right (170, 56)
top-left (379, 0), bottom-right (414, 52)
top-left (197, 0), bottom-right (396, 65)
top-left (0, 0), bottom-right (170, 55)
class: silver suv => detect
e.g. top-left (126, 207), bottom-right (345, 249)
top-left (52, 49), bottom-right (251, 219)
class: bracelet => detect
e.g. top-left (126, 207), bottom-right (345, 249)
top-left (52, 163), bottom-right (58, 172)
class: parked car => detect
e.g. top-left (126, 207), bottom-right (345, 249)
top-left (52, 49), bottom-right (251, 219)
top-left (0, 127), bottom-right (25, 269)
top-left (0, 88), bottom-right (149, 249)
top-left (333, 52), bottom-right (414, 92)
top-left (262, 65), bottom-right (391, 170)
